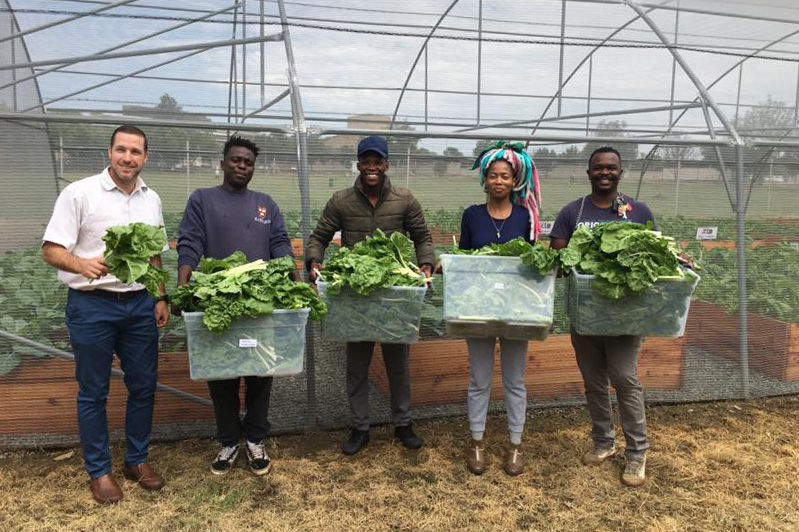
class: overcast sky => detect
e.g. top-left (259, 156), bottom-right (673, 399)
top-left (5, 0), bottom-right (799, 153)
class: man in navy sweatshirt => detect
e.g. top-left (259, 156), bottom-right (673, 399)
top-left (176, 136), bottom-right (295, 477)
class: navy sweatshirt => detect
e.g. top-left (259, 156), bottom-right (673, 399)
top-left (177, 185), bottom-right (293, 269)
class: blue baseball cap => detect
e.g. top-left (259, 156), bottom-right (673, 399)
top-left (357, 135), bottom-right (389, 158)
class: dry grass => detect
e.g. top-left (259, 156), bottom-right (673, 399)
top-left (2, 396), bottom-right (799, 532)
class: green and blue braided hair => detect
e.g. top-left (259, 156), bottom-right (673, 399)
top-left (472, 140), bottom-right (542, 239)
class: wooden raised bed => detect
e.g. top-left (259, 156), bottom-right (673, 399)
top-left (688, 300), bottom-right (799, 381)
top-left (369, 334), bottom-right (686, 407)
top-left (0, 352), bottom-right (213, 436)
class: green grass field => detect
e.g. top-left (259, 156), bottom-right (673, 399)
top-left (1, 169), bottom-right (797, 252)
top-left (84, 170), bottom-right (799, 220)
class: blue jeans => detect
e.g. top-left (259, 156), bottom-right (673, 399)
top-left (66, 289), bottom-right (159, 478)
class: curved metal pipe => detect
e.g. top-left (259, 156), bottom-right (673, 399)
top-left (633, 27), bottom-right (799, 200)
top-left (624, 0), bottom-right (742, 145)
top-left (389, 0), bottom-right (462, 129)
top-left (457, 2), bottom-right (669, 136)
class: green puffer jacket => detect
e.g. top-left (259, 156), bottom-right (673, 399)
top-left (305, 176), bottom-right (435, 269)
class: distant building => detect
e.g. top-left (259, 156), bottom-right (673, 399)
top-left (121, 104), bottom-right (211, 122)
top-left (323, 114), bottom-right (391, 152)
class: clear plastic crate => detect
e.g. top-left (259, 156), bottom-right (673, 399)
top-left (183, 309), bottom-right (309, 380)
top-left (440, 254), bottom-right (556, 341)
top-left (567, 269), bottom-right (700, 337)
top-left (316, 282), bottom-right (427, 343)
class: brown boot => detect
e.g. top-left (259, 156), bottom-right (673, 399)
top-left (123, 462), bottom-right (165, 491)
top-left (89, 473), bottom-right (123, 504)
top-left (503, 444), bottom-right (524, 476)
top-left (466, 438), bottom-right (487, 475)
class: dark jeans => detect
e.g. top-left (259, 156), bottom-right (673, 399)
top-left (207, 376), bottom-right (273, 445)
top-left (66, 289), bottom-right (158, 479)
top-left (346, 342), bottom-right (411, 431)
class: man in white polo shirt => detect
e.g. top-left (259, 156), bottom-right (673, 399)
top-left (42, 125), bottom-right (170, 504)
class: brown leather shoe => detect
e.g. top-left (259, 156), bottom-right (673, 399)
top-left (466, 438), bottom-right (487, 475)
top-left (89, 473), bottom-right (123, 504)
top-left (503, 443), bottom-right (524, 476)
top-left (123, 462), bottom-right (165, 491)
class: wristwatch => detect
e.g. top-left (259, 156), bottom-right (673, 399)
top-left (156, 294), bottom-right (170, 304)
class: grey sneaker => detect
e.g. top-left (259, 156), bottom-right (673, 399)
top-left (210, 444), bottom-right (239, 475)
top-left (245, 439), bottom-right (273, 476)
top-left (581, 445), bottom-right (616, 465)
top-left (621, 455), bottom-right (646, 487)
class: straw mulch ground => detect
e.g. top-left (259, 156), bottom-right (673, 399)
top-left (2, 395), bottom-right (798, 532)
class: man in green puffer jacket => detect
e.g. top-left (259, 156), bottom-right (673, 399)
top-left (306, 135), bottom-right (434, 456)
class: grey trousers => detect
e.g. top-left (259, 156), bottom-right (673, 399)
top-left (346, 341), bottom-right (412, 431)
top-left (570, 328), bottom-right (649, 457)
top-left (466, 337), bottom-right (528, 434)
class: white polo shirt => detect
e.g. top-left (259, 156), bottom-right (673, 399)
top-left (43, 167), bottom-right (167, 292)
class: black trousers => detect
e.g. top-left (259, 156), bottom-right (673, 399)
top-left (207, 376), bottom-right (273, 446)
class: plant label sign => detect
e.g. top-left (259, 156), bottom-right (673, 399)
top-left (493, 282), bottom-right (505, 290)
top-left (539, 221), bottom-right (554, 236)
top-left (239, 338), bottom-right (258, 348)
top-left (696, 227), bottom-right (718, 240)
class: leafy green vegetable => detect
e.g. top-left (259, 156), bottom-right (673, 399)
top-left (449, 236), bottom-right (559, 275)
top-left (559, 222), bottom-right (690, 300)
top-left (174, 253), bottom-right (326, 332)
top-left (102, 222), bottom-right (168, 297)
top-left (319, 229), bottom-right (429, 295)
top-left (694, 243), bottom-right (799, 323)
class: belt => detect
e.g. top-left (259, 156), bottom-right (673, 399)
top-left (75, 289), bottom-right (146, 301)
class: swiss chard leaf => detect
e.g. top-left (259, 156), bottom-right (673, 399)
top-left (320, 229), bottom-right (428, 296)
top-left (176, 254), bottom-right (326, 332)
top-left (560, 222), bottom-right (694, 300)
top-left (102, 222), bottom-right (168, 297)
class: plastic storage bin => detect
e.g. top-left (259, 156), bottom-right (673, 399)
top-left (440, 254), bottom-right (556, 341)
top-left (567, 269), bottom-right (700, 337)
top-left (317, 282), bottom-right (427, 343)
top-left (183, 309), bottom-right (309, 380)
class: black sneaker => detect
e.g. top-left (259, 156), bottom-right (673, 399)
top-left (210, 444), bottom-right (239, 475)
top-left (394, 424), bottom-right (423, 449)
top-left (341, 429), bottom-right (369, 455)
top-left (245, 439), bottom-right (273, 476)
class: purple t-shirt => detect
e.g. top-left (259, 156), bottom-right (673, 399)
top-left (549, 194), bottom-right (656, 241)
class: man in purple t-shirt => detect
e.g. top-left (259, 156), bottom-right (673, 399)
top-left (549, 146), bottom-right (654, 488)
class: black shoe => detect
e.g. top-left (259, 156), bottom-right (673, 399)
top-left (394, 424), bottom-right (423, 449)
top-left (341, 429), bottom-right (369, 455)
top-left (210, 444), bottom-right (240, 475)
top-left (245, 439), bottom-right (273, 476)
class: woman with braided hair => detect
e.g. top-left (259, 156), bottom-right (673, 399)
top-left (458, 141), bottom-right (542, 476)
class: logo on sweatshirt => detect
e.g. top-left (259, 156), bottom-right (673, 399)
top-left (254, 205), bottom-right (271, 224)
